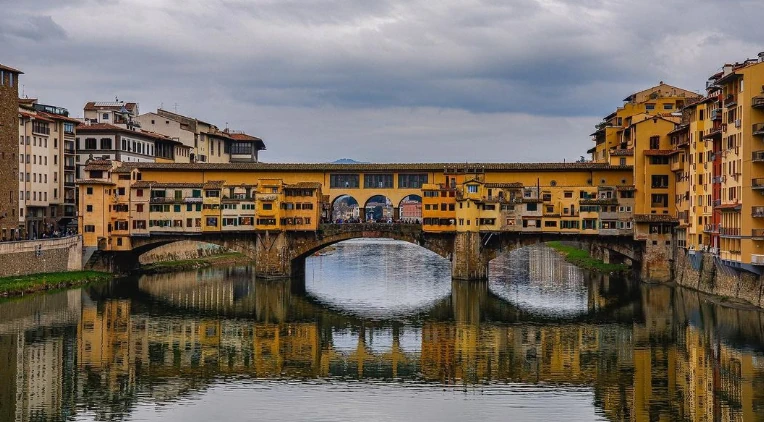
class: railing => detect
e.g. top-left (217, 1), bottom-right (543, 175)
top-left (753, 123), bottom-right (764, 136)
top-left (719, 227), bottom-right (740, 236)
top-left (724, 94), bottom-right (737, 108)
top-left (753, 207), bottom-right (764, 217)
top-left (185, 197), bottom-right (204, 204)
top-left (752, 229), bottom-right (764, 238)
top-left (754, 179), bottom-right (764, 189)
top-left (753, 151), bottom-right (764, 162)
top-left (703, 224), bottom-right (720, 233)
top-left (752, 96), bottom-right (764, 109)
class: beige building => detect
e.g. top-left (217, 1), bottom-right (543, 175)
top-left (17, 100), bottom-right (80, 237)
top-left (135, 109), bottom-right (265, 164)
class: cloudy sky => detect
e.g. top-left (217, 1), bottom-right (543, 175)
top-left (2, 0), bottom-right (762, 163)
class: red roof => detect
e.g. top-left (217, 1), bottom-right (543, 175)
top-left (229, 132), bottom-right (262, 142)
top-left (78, 123), bottom-right (180, 143)
top-left (83, 101), bottom-right (138, 112)
top-left (18, 111), bottom-right (53, 122)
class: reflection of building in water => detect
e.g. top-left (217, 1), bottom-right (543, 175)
top-left (526, 245), bottom-right (585, 284)
top-left (0, 332), bottom-right (69, 422)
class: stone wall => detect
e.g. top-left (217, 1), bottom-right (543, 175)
top-left (674, 249), bottom-right (764, 308)
top-left (0, 67), bottom-right (20, 236)
top-left (138, 241), bottom-right (227, 264)
top-left (0, 236), bottom-right (83, 277)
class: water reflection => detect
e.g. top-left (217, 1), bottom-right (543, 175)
top-left (0, 241), bottom-right (761, 421)
top-left (304, 239), bottom-right (452, 319)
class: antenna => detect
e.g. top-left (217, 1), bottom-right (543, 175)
top-left (173, 103), bottom-right (179, 113)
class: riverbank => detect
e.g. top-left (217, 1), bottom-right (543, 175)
top-left (140, 252), bottom-right (251, 274)
top-left (546, 241), bottom-right (629, 273)
top-left (0, 271), bottom-right (113, 297)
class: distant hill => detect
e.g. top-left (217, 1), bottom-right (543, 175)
top-left (330, 158), bottom-right (369, 164)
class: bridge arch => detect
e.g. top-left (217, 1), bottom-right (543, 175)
top-left (330, 194), bottom-right (360, 223)
top-left (363, 195), bottom-right (393, 222)
top-left (398, 194), bottom-right (422, 223)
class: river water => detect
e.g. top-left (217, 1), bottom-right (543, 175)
top-left (0, 240), bottom-right (763, 421)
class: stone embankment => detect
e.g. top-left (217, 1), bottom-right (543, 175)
top-left (674, 250), bottom-right (763, 308)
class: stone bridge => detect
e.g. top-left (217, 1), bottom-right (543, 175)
top-left (98, 223), bottom-right (652, 280)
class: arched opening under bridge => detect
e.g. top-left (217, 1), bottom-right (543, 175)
top-left (331, 194), bottom-right (360, 223)
top-left (363, 195), bottom-right (394, 223)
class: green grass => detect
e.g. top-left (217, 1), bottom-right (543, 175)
top-left (0, 271), bottom-right (113, 296)
top-left (546, 241), bottom-right (629, 273)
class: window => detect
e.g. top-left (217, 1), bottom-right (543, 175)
top-left (645, 103), bottom-right (655, 111)
top-left (620, 157), bottom-right (626, 166)
top-left (649, 136), bottom-right (660, 149)
top-left (467, 185), bottom-right (478, 193)
top-left (364, 174), bottom-right (393, 188)
top-left (650, 156), bottom-right (670, 165)
top-left (330, 174), bottom-right (360, 188)
top-left (205, 190), bottom-right (220, 198)
top-left (100, 138), bottom-right (112, 149)
top-left (651, 175), bottom-right (669, 188)
top-left (262, 203), bottom-right (273, 211)
top-left (102, 113), bottom-right (109, 120)
top-left (86, 187), bottom-right (93, 195)
top-left (205, 217), bottom-right (218, 227)
top-left (86, 205), bottom-right (93, 212)
top-left (651, 194), bottom-right (669, 207)
top-left (85, 138), bottom-right (97, 149)
top-left (663, 103), bottom-right (673, 110)
top-left (84, 225), bottom-right (95, 233)
top-left (398, 174), bottom-right (428, 188)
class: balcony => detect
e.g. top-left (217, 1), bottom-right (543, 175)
top-left (753, 151), bottom-right (764, 162)
top-left (710, 108), bottom-right (722, 121)
top-left (752, 229), bottom-right (764, 239)
top-left (753, 207), bottom-right (764, 217)
top-left (753, 96), bottom-right (764, 109)
top-left (753, 123), bottom-right (764, 137)
top-left (724, 94), bottom-right (737, 108)
top-left (670, 160), bottom-right (684, 172)
top-left (719, 227), bottom-right (740, 237)
top-left (64, 181), bottom-right (75, 188)
top-left (184, 197), bottom-right (204, 204)
top-left (754, 179), bottom-right (764, 190)
top-left (703, 224), bottom-right (719, 233)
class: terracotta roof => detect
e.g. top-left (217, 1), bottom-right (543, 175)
top-left (644, 150), bottom-right (674, 156)
top-left (83, 164), bottom-right (113, 172)
top-left (112, 162), bottom-right (634, 173)
top-left (37, 111), bottom-right (82, 124)
top-left (132, 181), bottom-right (203, 189)
top-left (610, 149), bottom-right (634, 156)
top-left (633, 214), bottom-right (678, 223)
top-left (580, 198), bottom-right (619, 205)
top-left (203, 180), bottom-right (225, 189)
top-left (76, 179), bottom-right (115, 186)
top-left (84, 102), bottom-right (138, 112)
top-left (285, 182), bottom-right (322, 189)
top-left (229, 132), bottom-right (262, 142)
top-left (667, 124), bottom-right (689, 135)
top-left (18, 111), bottom-right (53, 122)
top-left (0, 64), bottom-right (23, 74)
top-left (485, 182), bottom-right (523, 188)
top-left (207, 131), bottom-right (233, 140)
top-left (78, 123), bottom-right (177, 142)
top-left (716, 203), bottom-right (742, 211)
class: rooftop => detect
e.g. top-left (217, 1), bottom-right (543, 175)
top-left (0, 64), bottom-right (23, 74)
top-left (113, 162), bottom-right (633, 173)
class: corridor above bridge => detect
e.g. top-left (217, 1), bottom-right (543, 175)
top-left (77, 160), bottom-right (674, 281)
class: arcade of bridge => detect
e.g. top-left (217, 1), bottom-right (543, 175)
top-left (122, 162), bottom-right (634, 216)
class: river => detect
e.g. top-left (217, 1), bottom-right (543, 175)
top-left (0, 240), bottom-right (762, 421)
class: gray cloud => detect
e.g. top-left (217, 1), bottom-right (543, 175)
top-left (0, 15), bottom-right (67, 41)
top-left (1, 0), bottom-right (762, 162)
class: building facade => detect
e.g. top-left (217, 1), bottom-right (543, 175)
top-left (17, 100), bottom-right (80, 237)
top-left (0, 64), bottom-right (22, 240)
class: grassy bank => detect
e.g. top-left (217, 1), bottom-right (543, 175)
top-left (546, 241), bottom-right (629, 273)
top-left (0, 271), bottom-right (113, 297)
top-left (140, 252), bottom-right (251, 274)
